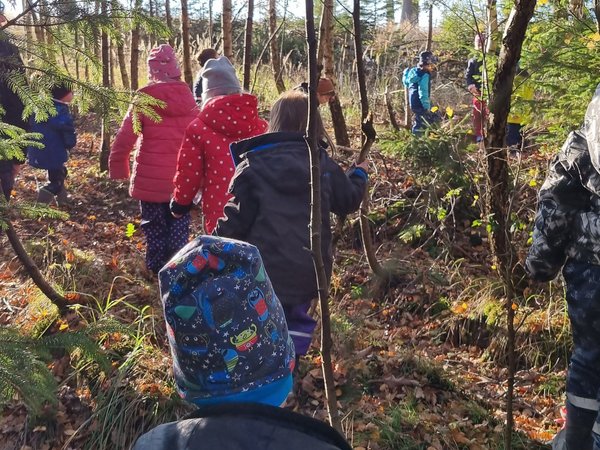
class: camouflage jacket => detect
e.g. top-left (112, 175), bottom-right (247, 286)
top-left (526, 130), bottom-right (600, 281)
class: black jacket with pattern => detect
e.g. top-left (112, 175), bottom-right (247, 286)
top-left (213, 132), bottom-right (367, 306)
top-left (526, 130), bottom-right (600, 281)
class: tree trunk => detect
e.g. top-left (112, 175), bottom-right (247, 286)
top-left (320, 0), bottom-right (350, 147)
top-left (386, 0), bottom-right (395, 23)
top-left (165, 0), bottom-right (174, 47)
top-left (4, 220), bottom-right (69, 312)
top-left (570, 0), bottom-right (584, 18)
top-left (401, 0), bottom-right (418, 24)
top-left (484, 2), bottom-right (537, 448)
top-left (305, 0), bottom-right (342, 434)
top-left (353, 0), bottom-right (386, 279)
top-left (595, 0), bottom-right (600, 33)
top-left (99, 0), bottom-right (111, 173)
top-left (269, 0), bottom-right (285, 93)
top-left (426, 4), bottom-right (433, 51)
top-left (222, 0), bottom-right (233, 61)
top-left (486, 0), bottom-right (498, 54)
top-left (208, 0), bottom-right (214, 46)
top-left (117, 43), bottom-right (130, 89)
top-left (130, 0), bottom-right (142, 91)
top-left (181, 0), bottom-right (194, 87)
top-left (242, 0), bottom-right (254, 91)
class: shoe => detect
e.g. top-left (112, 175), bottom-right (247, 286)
top-left (36, 188), bottom-right (55, 204)
top-left (56, 188), bottom-right (70, 207)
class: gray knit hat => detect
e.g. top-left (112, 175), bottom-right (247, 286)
top-left (201, 56), bottom-right (241, 105)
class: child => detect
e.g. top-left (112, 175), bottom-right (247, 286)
top-left (192, 48), bottom-right (218, 105)
top-left (526, 84), bottom-right (600, 450)
top-left (0, 14), bottom-right (27, 201)
top-left (403, 51), bottom-right (440, 135)
top-left (506, 66), bottom-right (534, 154)
top-left (132, 236), bottom-right (351, 450)
top-left (109, 44), bottom-right (198, 274)
top-left (27, 84), bottom-right (76, 205)
top-left (465, 33), bottom-right (487, 143)
top-left (169, 56), bottom-right (267, 234)
top-left (213, 90), bottom-right (368, 356)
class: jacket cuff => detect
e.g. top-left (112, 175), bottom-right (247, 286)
top-left (350, 166), bottom-right (368, 181)
top-left (170, 198), bottom-right (193, 216)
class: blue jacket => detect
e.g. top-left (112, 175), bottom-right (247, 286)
top-left (402, 66), bottom-right (431, 112)
top-left (27, 100), bottom-right (76, 170)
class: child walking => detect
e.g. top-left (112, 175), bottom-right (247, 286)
top-left (526, 84), bottom-right (600, 450)
top-left (26, 84), bottom-right (76, 205)
top-left (169, 56), bottom-right (267, 234)
top-left (403, 51), bottom-right (440, 135)
top-left (213, 90), bottom-right (368, 355)
top-left (109, 44), bottom-right (198, 274)
top-left (132, 235), bottom-right (351, 450)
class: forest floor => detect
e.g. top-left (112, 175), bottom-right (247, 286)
top-left (0, 129), bottom-right (563, 450)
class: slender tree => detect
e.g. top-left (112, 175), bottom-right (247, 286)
top-left (484, 1), bottom-right (537, 448)
top-left (181, 0), bottom-right (193, 87)
top-left (242, 0), bottom-right (254, 90)
top-left (305, 0), bottom-right (342, 434)
top-left (319, 0), bottom-right (350, 146)
top-left (222, 0), bottom-right (233, 60)
top-left (130, 0), bottom-right (142, 91)
top-left (486, 0), bottom-right (498, 53)
top-left (268, 0), bottom-right (285, 93)
top-left (353, 0), bottom-right (386, 279)
top-left (165, 0), bottom-right (174, 47)
top-left (99, 0), bottom-right (111, 172)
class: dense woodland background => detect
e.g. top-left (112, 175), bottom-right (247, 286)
top-left (1, 0), bottom-right (600, 448)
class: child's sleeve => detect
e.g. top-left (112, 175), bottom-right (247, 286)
top-left (526, 138), bottom-right (589, 281)
top-left (418, 73), bottom-right (431, 110)
top-left (48, 108), bottom-right (77, 150)
top-left (325, 154), bottom-right (368, 216)
top-left (109, 107), bottom-right (138, 180)
top-left (212, 163), bottom-right (258, 240)
top-left (171, 121), bottom-right (205, 215)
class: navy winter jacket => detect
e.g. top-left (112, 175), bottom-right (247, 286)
top-left (132, 402), bottom-right (352, 450)
top-left (213, 132), bottom-right (367, 306)
top-left (27, 100), bottom-right (76, 170)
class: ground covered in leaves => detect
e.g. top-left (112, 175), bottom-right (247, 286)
top-left (0, 130), bottom-right (564, 449)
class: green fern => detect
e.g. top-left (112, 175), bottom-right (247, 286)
top-left (0, 318), bottom-right (128, 416)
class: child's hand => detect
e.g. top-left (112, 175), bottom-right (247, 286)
top-left (356, 160), bottom-right (369, 172)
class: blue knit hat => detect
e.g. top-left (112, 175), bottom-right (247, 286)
top-left (158, 236), bottom-right (295, 407)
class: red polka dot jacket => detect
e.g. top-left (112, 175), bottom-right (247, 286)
top-left (170, 93), bottom-right (267, 233)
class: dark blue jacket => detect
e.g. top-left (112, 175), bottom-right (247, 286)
top-left (133, 402), bottom-right (352, 450)
top-left (213, 132), bottom-right (367, 306)
top-left (27, 100), bottom-right (76, 170)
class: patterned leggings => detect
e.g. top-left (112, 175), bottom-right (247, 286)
top-left (140, 201), bottom-right (191, 273)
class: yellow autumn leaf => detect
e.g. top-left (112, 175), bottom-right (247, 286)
top-left (538, 0), bottom-right (548, 4)
top-left (446, 106), bottom-right (454, 118)
top-left (431, 105), bottom-right (439, 113)
top-left (529, 179), bottom-right (537, 187)
top-left (592, 32), bottom-right (600, 42)
top-left (59, 322), bottom-right (69, 331)
top-left (587, 40), bottom-right (596, 50)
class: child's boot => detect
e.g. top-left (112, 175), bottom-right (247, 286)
top-left (56, 188), bottom-right (70, 207)
top-left (36, 187), bottom-right (55, 204)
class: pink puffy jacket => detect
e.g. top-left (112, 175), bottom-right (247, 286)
top-left (109, 81), bottom-right (198, 202)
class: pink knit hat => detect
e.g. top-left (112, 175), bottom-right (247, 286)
top-left (148, 44), bottom-right (181, 82)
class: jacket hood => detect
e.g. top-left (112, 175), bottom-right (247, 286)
top-left (233, 132), bottom-right (314, 194)
top-left (584, 83), bottom-right (600, 173)
top-left (199, 93), bottom-right (263, 138)
top-left (402, 67), bottom-right (422, 87)
top-left (140, 81), bottom-right (198, 118)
